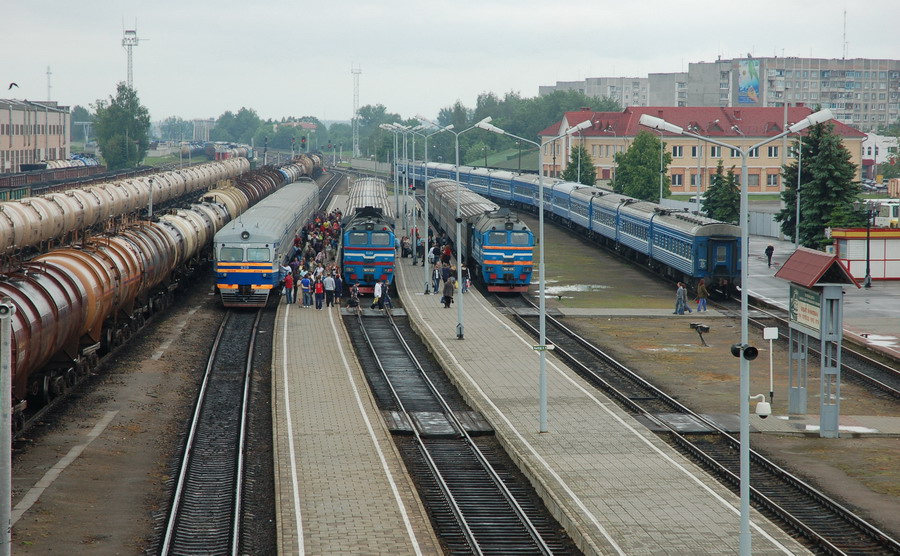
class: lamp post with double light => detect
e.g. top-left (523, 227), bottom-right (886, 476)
top-left (416, 114), bottom-right (493, 340)
top-left (379, 124), bottom-right (401, 216)
top-left (854, 200), bottom-right (878, 288)
top-left (640, 108), bottom-right (834, 556)
top-left (476, 118), bottom-right (593, 432)
top-left (410, 125), bottom-right (453, 293)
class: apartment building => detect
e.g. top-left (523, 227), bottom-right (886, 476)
top-left (1, 99), bottom-right (70, 173)
top-left (538, 106), bottom-right (865, 193)
top-left (539, 76), bottom-right (649, 108)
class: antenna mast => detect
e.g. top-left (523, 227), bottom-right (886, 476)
top-left (351, 63), bottom-right (361, 158)
top-left (842, 9), bottom-right (848, 59)
top-left (46, 66), bottom-right (51, 100)
top-left (122, 24), bottom-right (140, 89)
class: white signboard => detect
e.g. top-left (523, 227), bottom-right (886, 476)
top-left (789, 284), bottom-right (821, 339)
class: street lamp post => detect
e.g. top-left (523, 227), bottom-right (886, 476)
top-left (476, 118), bottom-right (593, 432)
top-left (416, 114), bottom-right (493, 339)
top-left (794, 139), bottom-right (803, 249)
top-left (380, 125), bottom-right (401, 217)
top-left (641, 108), bottom-right (834, 556)
top-left (411, 125), bottom-right (453, 293)
top-left (855, 200), bottom-right (877, 288)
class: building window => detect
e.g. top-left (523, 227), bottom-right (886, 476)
top-left (767, 174), bottom-right (779, 187)
top-left (730, 148), bottom-right (740, 158)
top-left (672, 145), bottom-right (683, 158)
top-left (748, 174), bottom-right (760, 187)
top-left (748, 147), bottom-right (759, 158)
top-left (671, 174), bottom-right (683, 186)
top-left (691, 145), bottom-right (702, 158)
top-left (690, 174), bottom-right (702, 186)
top-left (767, 146), bottom-right (778, 157)
top-left (710, 146), bottom-right (721, 158)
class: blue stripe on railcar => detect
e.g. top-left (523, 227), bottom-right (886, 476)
top-left (341, 231), bottom-right (395, 292)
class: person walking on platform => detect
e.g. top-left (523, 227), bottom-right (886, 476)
top-left (314, 277), bottom-right (325, 310)
top-left (461, 264), bottom-right (470, 293)
top-left (674, 282), bottom-right (691, 314)
top-left (334, 273), bottom-right (343, 307)
top-left (765, 244), bottom-right (774, 268)
top-left (282, 273), bottom-right (294, 304)
top-left (372, 280), bottom-right (383, 310)
top-left (442, 276), bottom-right (456, 308)
top-left (323, 273), bottom-right (336, 307)
top-left (696, 279), bottom-right (709, 312)
top-left (348, 283), bottom-right (361, 314)
top-left (432, 263), bottom-right (442, 293)
top-left (300, 274), bottom-right (312, 307)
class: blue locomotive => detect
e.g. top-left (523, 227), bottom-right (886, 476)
top-left (408, 161), bottom-right (740, 292)
top-left (339, 177), bottom-right (396, 294)
top-left (426, 178), bottom-right (534, 292)
top-left (213, 179), bottom-right (320, 307)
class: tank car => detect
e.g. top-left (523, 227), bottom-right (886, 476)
top-left (339, 177), bottom-right (396, 294)
top-left (213, 180), bottom-right (320, 307)
top-left (426, 178), bottom-right (533, 292)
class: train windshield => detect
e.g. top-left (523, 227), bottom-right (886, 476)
top-left (219, 247), bottom-right (243, 262)
top-left (348, 232), bottom-right (368, 246)
top-left (247, 247), bottom-right (270, 262)
top-left (371, 232), bottom-right (391, 246)
top-left (488, 232), bottom-right (507, 244)
top-left (509, 232), bottom-right (530, 246)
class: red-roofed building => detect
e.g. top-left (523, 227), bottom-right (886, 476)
top-left (539, 106), bottom-right (865, 193)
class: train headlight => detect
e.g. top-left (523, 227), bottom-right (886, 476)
top-left (241, 231), bottom-right (250, 240)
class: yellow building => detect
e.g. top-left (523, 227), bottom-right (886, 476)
top-left (539, 106), bottom-right (866, 194)
top-left (1, 99), bottom-right (70, 173)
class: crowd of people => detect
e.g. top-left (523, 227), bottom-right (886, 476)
top-left (280, 209), bottom-right (348, 311)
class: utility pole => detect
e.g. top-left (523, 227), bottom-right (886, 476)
top-left (351, 64), bottom-right (361, 158)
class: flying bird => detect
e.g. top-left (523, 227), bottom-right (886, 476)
top-left (8, 83), bottom-right (18, 89)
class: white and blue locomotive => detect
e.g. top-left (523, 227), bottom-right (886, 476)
top-left (214, 179), bottom-right (320, 307)
top-left (339, 177), bottom-right (396, 294)
top-left (409, 162), bottom-right (739, 292)
top-left (426, 178), bottom-right (534, 292)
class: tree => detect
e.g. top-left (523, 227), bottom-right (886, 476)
top-left (701, 161), bottom-right (740, 222)
top-left (93, 83), bottom-right (151, 170)
top-left (69, 105), bottom-right (94, 142)
top-left (561, 145), bottom-right (596, 185)
top-left (211, 107), bottom-right (261, 144)
top-left (159, 116), bottom-right (193, 142)
top-left (612, 131), bottom-right (671, 200)
top-left (775, 123), bottom-right (860, 249)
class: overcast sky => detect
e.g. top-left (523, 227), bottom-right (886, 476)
top-left (5, 0), bottom-right (899, 125)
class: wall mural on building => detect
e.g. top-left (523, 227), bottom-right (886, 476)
top-left (738, 60), bottom-right (760, 105)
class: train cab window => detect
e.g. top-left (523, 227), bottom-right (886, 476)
top-left (370, 232), bottom-right (391, 246)
top-left (220, 247), bottom-right (244, 262)
top-left (348, 232), bottom-right (368, 245)
top-left (247, 248), bottom-right (270, 262)
top-left (488, 232), bottom-right (507, 244)
top-left (509, 231), bottom-right (530, 245)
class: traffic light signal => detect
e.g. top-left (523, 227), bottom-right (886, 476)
top-left (301, 136), bottom-right (307, 150)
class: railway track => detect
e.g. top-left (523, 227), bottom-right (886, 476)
top-left (158, 309), bottom-right (260, 555)
top-left (496, 293), bottom-right (900, 555)
top-left (740, 299), bottom-right (900, 400)
top-left (346, 310), bottom-right (578, 555)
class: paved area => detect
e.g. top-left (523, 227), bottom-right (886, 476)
top-left (272, 300), bottom-right (441, 555)
top-left (391, 250), bottom-right (811, 555)
top-left (748, 235), bottom-right (900, 358)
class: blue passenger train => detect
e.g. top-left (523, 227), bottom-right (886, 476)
top-left (339, 177), bottom-right (396, 294)
top-left (213, 179), bottom-right (320, 307)
top-left (407, 161), bottom-right (740, 293)
top-left (426, 178), bottom-right (534, 292)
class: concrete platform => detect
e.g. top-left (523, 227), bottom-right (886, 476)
top-left (271, 301), bottom-right (441, 555)
top-left (391, 254), bottom-right (811, 555)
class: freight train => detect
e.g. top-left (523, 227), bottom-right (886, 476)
top-left (214, 180), bottom-right (320, 307)
top-left (408, 162), bottom-right (740, 292)
top-left (339, 177), bottom-right (396, 294)
top-left (426, 178), bottom-right (534, 292)
top-left (0, 154), bottom-right (324, 430)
